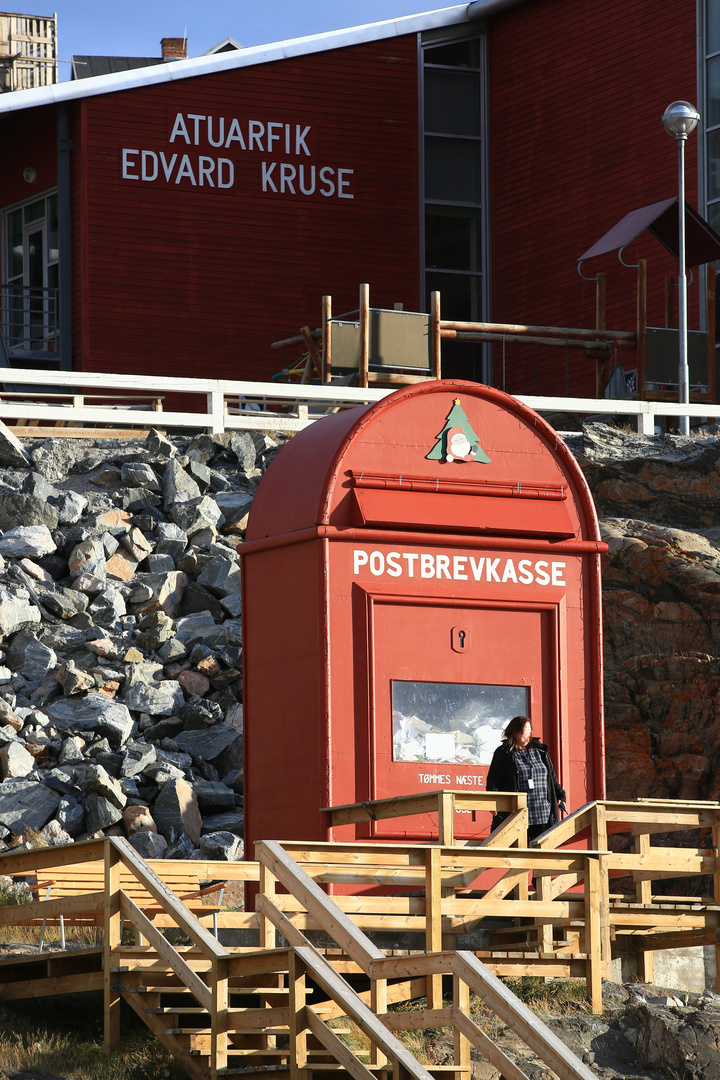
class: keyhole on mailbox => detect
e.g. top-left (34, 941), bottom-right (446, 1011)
top-left (451, 626), bottom-right (471, 653)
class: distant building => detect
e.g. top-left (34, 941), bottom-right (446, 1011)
top-left (0, 0), bottom-right (713, 399)
top-left (71, 35), bottom-right (242, 81)
top-left (0, 10), bottom-right (57, 93)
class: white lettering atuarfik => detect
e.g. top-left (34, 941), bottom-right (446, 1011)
top-left (352, 549), bottom-right (566, 587)
top-left (122, 114), bottom-right (355, 199)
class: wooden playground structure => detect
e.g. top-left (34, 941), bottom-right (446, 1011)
top-left (1, 792), bottom-right (719, 1080)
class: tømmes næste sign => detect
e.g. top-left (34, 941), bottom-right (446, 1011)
top-left (121, 111), bottom-right (354, 199)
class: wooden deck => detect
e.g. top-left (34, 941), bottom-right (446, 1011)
top-left (1, 794), bottom-right (718, 1080)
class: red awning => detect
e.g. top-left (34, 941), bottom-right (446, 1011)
top-left (578, 197), bottom-right (720, 269)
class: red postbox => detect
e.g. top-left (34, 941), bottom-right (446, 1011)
top-left (241, 380), bottom-right (606, 848)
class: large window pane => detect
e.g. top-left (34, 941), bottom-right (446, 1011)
top-left (425, 137), bottom-right (482, 203)
top-left (7, 208), bottom-right (22, 280)
top-left (709, 0), bottom-right (720, 55)
top-left (708, 129), bottom-right (720, 201)
top-left (47, 193), bottom-right (58, 264)
top-left (392, 680), bottom-right (528, 765)
top-left (425, 207), bottom-right (481, 270)
top-left (426, 270), bottom-right (481, 321)
top-left (425, 69), bottom-right (481, 136)
top-left (424, 38), bottom-right (481, 68)
top-left (24, 199), bottom-right (45, 225)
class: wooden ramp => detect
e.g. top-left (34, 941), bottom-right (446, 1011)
top-left (2, 796), bottom-right (719, 1080)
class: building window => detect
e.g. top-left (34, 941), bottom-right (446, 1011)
top-left (705, 1), bottom-right (720, 232)
top-left (422, 33), bottom-right (487, 379)
top-left (2, 191), bottom-right (59, 353)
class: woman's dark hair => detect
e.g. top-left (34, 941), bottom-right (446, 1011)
top-left (502, 715), bottom-right (532, 749)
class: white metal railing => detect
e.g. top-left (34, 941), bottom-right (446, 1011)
top-left (0, 367), bottom-right (718, 435)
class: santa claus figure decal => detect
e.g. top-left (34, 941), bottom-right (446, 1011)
top-left (426, 398), bottom-right (491, 465)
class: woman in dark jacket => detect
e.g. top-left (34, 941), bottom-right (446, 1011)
top-left (486, 715), bottom-right (566, 841)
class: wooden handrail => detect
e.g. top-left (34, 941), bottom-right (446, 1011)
top-left (440, 319), bottom-right (637, 344)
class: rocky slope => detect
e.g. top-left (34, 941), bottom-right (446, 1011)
top-left (0, 422), bottom-right (288, 859)
top-left (563, 424), bottom-right (720, 806)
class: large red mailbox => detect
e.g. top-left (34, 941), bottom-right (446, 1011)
top-left (241, 380), bottom-right (606, 848)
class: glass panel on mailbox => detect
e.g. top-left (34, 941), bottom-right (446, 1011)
top-left (392, 681), bottom-right (529, 765)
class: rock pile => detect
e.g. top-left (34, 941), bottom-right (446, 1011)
top-left (0, 422), bottom-right (287, 860)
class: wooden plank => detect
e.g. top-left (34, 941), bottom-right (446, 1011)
top-left (451, 952), bottom-right (597, 1080)
top-left (479, 808), bottom-right (528, 849)
top-left (259, 860), bottom-right (277, 950)
top-left (288, 951), bottom-right (307, 1080)
top-left (430, 291), bottom-right (442, 378)
top-left (306, 1007), bottom-right (376, 1080)
top-left (633, 832), bottom-right (653, 983)
top-left (452, 1009), bottom-right (530, 1080)
top-left (371, 975), bottom-right (387, 1068)
top-left (228, 1007), bottom-right (290, 1029)
top-left (210, 956), bottom-right (229, 1080)
top-left (614, 927), bottom-right (720, 952)
top-left (294, 946), bottom-right (434, 1080)
top-left (257, 841), bottom-right (384, 970)
top-left (532, 803), bottom-right (595, 849)
top-left (426, 847), bottom-right (443, 1009)
top-left (0, 970), bottom-right (105, 1000)
top-left (359, 283), bottom-right (369, 389)
top-left (382, 1008), bottom-right (453, 1031)
top-left (453, 971), bottom-right (471, 1080)
top-left (0, 837), bottom-right (106, 875)
top-left (116, 838), bottom-right (229, 960)
top-left (438, 792), bottom-right (455, 846)
top-left (120, 893), bottom-right (212, 1012)
top-left (0, 890), bottom-right (104, 924)
top-left (104, 842), bottom-right (122, 1052)
top-left (584, 858), bottom-right (602, 1014)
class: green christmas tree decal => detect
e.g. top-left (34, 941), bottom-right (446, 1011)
top-left (426, 398), bottom-right (491, 463)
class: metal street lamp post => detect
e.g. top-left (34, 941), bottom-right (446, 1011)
top-left (662, 100), bottom-right (700, 436)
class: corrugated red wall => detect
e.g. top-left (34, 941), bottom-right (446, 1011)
top-left (72, 36), bottom-right (421, 380)
top-left (488, 0), bottom-right (699, 396)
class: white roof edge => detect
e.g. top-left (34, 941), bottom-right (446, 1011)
top-left (0, 5), bottom-right (470, 115)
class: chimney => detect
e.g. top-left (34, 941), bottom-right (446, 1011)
top-left (161, 37), bottom-right (187, 60)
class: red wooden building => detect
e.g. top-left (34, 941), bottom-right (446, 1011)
top-left (0, 0), bottom-right (713, 397)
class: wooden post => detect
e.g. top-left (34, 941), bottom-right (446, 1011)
top-left (665, 275), bottom-right (674, 328)
top-left (591, 803), bottom-right (612, 977)
top-left (595, 272), bottom-right (606, 398)
top-left (370, 976), bottom-right (387, 1067)
top-left (322, 294), bottom-right (332, 383)
top-left (359, 283), bottom-right (370, 389)
top-left (438, 791), bottom-right (455, 846)
top-left (584, 856), bottom-right (602, 1013)
top-left (289, 951), bottom-right (308, 1080)
top-left (103, 841), bottom-right (122, 1053)
top-left (707, 263), bottom-right (716, 403)
top-left (453, 970), bottom-right (470, 1080)
top-left (425, 847), bottom-right (443, 1009)
top-left (637, 258), bottom-right (647, 401)
top-left (536, 874), bottom-right (554, 954)
top-left (431, 290), bottom-right (442, 379)
top-left (301, 326), bottom-right (321, 382)
top-left (259, 862), bottom-right (277, 950)
top-left (210, 956), bottom-right (229, 1080)
top-left (634, 831), bottom-right (654, 984)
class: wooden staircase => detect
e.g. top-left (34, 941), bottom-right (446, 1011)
top-left (3, 795), bottom-right (720, 1080)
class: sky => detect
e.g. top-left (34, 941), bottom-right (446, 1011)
top-left (52, 1), bottom-right (454, 79)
